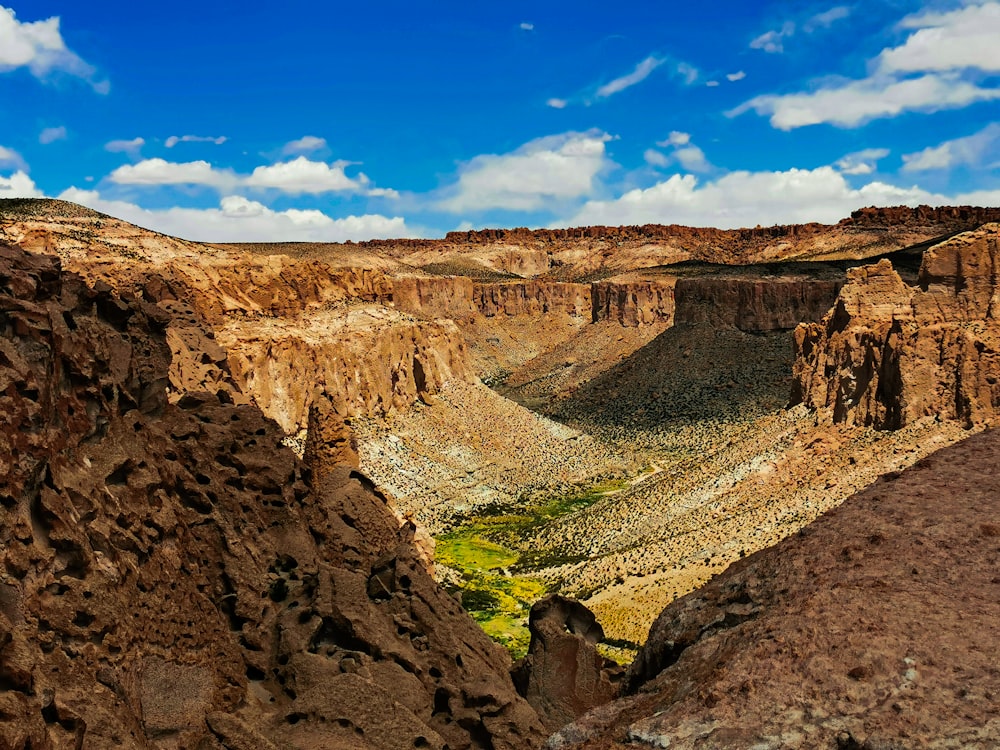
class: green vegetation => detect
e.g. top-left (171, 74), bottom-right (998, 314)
top-left (435, 480), bottom-right (628, 659)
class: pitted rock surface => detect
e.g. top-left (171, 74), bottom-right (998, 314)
top-left (512, 595), bottom-right (624, 732)
top-left (0, 245), bottom-right (545, 749)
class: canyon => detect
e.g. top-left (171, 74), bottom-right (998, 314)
top-left (2, 198), bottom-right (1000, 748)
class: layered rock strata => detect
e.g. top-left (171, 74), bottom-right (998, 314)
top-left (793, 224), bottom-right (1000, 427)
top-left (0, 245), bottom-right (545, 749)
top-left (675, 276), bottom-right (843, 332)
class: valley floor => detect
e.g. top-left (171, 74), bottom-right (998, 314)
top-left (350, 320), bottom-right (978, 652)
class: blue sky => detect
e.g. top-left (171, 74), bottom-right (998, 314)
top-left (1, 0), bottom-right (999, 240)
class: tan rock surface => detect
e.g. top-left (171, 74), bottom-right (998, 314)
top-left (794, 224), bottom-right (1000, 428)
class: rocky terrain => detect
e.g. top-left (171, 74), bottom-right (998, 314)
top-left (0, 244), bottom-right (547, 749)
top-left (4, 197), bottom-right (1000, 746)
top-left (548, 426), bottom-right (1000, 749)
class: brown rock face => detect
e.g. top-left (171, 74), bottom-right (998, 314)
top-left (0, 245), bottom-right (545, 749)
top-left (473, 282), bottom-right (592, 319)
top-left (511, 596), bottom-right (623, 733)
top-left (793, 224), bottom-right (1000, 427)
top-left (674, 276), bottom-right (844, 332)
top-left (391, 276), bottom-right (477, 320)
top-left (590, 281), bottom-right (675, 327)
top-left (549, 429), bottom-right (1000, 749)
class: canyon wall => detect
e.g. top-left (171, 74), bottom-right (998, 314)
top-left (674, 276), bottom-right (844, 332)
top-left (793, 224), bottom-right (1000, 428)
top-left (0, 245), bottom-right (546, 749)
top-left (591, 280), bottom-right (675, 327)
top-left (473, 282), bottom-right (592, 319)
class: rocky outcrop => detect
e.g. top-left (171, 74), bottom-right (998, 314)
top-left (793, 224), bottom-right (1000, 428)
top-left (549, 428), bottom-right (1000, 749)
top-left (0, 244), bottom-right (546, 749)
top-left (591, 281), bottom-right (674, 327)
top-left (675, 276), bottom-right (844, 332)
top-left (219, 307), bottom-right (472, 433)
top-left (511, 596), bottom-right (623, 732)
top-left (474, 282), bottom-right (591, 319)
top-left (391, 276), bottom-right (476, 320)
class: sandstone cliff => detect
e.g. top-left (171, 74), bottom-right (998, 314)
top-left (0, 244), bottom-right (546, 749)
top-left (793, 224), bottom-right (1000, 427)
top-left (474, 282), bottom-right (592, 319)
top-left (590, 281), bottom-right (675, 327)
top-left (675, 275), bottom-right (844, 332)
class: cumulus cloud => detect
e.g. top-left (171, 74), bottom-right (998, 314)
top-left (546, 97), bottom-right (568, 109)
top-left (644, 149), bottom-right (671, 168)
top-left (0, 6), bottom-right (106, 91)
top-left (438, 130), bottom-right (613, 213)
top-left (105, 138), bottom-right (145, 157)
top-left (109, 158), bottom-right (239, 189)
top-left (0, 170), bottom-right (42, 198)
top-left (736, 3), bottom-right (1000, 130)
top-left (281, 136), bottom-right (328, 155)
top-left (0, 145), bottom-right (26, 171)
top-left (245, 157), bottom-right (366, 194)
top-left (902, 123), bottom-right (1000, 171)
top-left (57, 188), bottom-right (413, 243)
top-left (597, 56), bottom-right (665, 98)
top-left (879, 2), bottom-right (1000, 75)
top-left (165, 135), bottom-right (227, 148)
top-left (39, 126), bottom-right (67, 144)
top-left (835, 148), bottom-right (891, 175)
top-left (519, 22), bottom-right (534, 31)
top-left (564, 166), bottom-right (970, 229)
top-left (726, 71), bottom-right (746, 82)
top-left (731, 73), bottom-right (1000, 130)
top-left (650, 132), bottom-right (712, 173)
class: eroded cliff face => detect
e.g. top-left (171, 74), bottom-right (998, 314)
top-left (675, 276), bottom-right (844, 332)
top-left (793, 225), bottom-right (1000, 428)
top-left (474, 282), bottom-right (592, 319)
top-left (591, 281), bottom-right (675, 327)
top-left (0, 245), bottom-right (545, 750)
top-left (219, 307), bottom-right (472, 433)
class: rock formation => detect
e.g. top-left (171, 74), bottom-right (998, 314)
top-left (675, 275), bottom-right (843, 332)
top-left (793, 224), bottom-right (1000, 427)
top-left (549, 428), bottom-right (1000, 748)
top-left (511, 596), bottom-right (623, 732)
top-left (474, 282), bottom-right (592, 319)
top-left (0, 244), bottom-right (546, 749)
top-left (590, 281), bottom-right (674, 327)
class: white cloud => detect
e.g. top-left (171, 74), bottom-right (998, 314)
top-left (804, 6), bottom-right (851, 32)
top-left (281, 135), bottom-right (328, 155)
top-left (109, 158), bottom-right (238, 189)
top-left (705, 80), bottom-right (720, 87)
top-left (39, 126), bottom-right (67, 144)
top-left (835, 148), bottom-right (890, 175)
top-left (165, 135), bottom-right (227, 148)
top-left (676, 62), bottom-right (699, 85)
top-left (0, 170), bottom-right (42, 198)
top-left (597, 56), bottom-right (664, 98)
top-left (731, 73), bottom-right (1000, 129)
top-left (651, 131), bottom-right (711, 173)
top-left (105, 137), bottom-right (145, 157)
top-left (566, 166), bottom-right (949, 229)
top-left (902, 122), bottom-right (1000, 171)
top-left (0, 6), bottom-right (106, 91)
top-left (751, 21), bottom-right (795, 53)
top-left (738, 3), bottom-right (1000, 130)
top-left (0, 145), bottom-right (26, 171)
top-left (659, 131), bottom-right (691, 147)
top-left (644, 149), bottom-right (670, 168)
top-left (519, 22), bottom-right (534, 31)
top-left (880, 2), bottom-right (1000, 75)
top-left (438, 130), bottom-right (613, 213)
top-left (57, 188), bottom-right (413, 243)
top-left (245, 156), bottom-right (365, 194)
top-left (726, 70), bottom-right (746, 82)
top-left (546, 97), bottom-right (568, 109)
